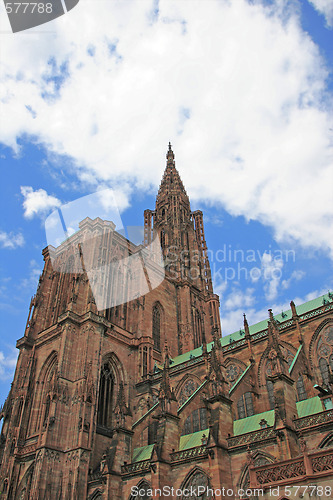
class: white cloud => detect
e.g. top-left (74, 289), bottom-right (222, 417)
top-left (0, 0), bottom-right (332, 255)
top-left (203, 212), bottom-right (224, 227)
top-left (260, 252), bottom-right (284, 301)
top-left (20, 259), bottom-right (42, 289)
top-left (221, 286), bottom-right (330, 335)
top-left (224, 287), bottom-right (256, 311)
top-left (0, 231), bottom-right (24, 249)
top-left (282, 269), bottom-right (306, 289)
top-left (21, 186), bottom-right (61, 219)
top-left (308, 0), bottom-right (333, 27)
top-left (0, 278), bottom-right (11, 298)
top-left (212, 272), bottom-right (228, 298)
top-left (0, 347), bottom-right (18, 382)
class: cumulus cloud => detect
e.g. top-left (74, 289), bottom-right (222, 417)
top-left (224, 287), bottom-right (256, 311)
top-left (0, 231), bottom-right (24, 249)
top-left (0, 347), bottom-right (17, 382)
top-left (282, 269), bottom-right (306, 289)
top-left (21, 186), bottom-right (61, 219)
top-left (1, 0), bottom-right (332, 254)
top-left (259, 252), bottom-right (284, 302)
top-left (309, 0), bottom-right (333, 27)
top-left (20, 259), bottom-right (42, 288)
top-left (221, 286), bottom-right (330, 335)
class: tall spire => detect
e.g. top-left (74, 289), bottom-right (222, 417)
top-left (167, 141), bottom-right (174, 164)
top-left (156, 143), bottom-right (190, 209)
top-left (142, 145), bottom-right (220, 354)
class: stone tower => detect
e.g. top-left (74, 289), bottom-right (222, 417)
top-left (0, 145), bottom-right (221, 498)
top-left (145, 143), bottom-right (221, 354)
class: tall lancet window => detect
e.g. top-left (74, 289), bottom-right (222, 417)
top-left (319, 358), bottom-right (330, 386)
top-left (97, 363), bottom-right (114, 427)
top-left (152, 304), bottom-right (161, 351)
top-left (237, 392), bottom-right (254, 419)
top-left (193, 309), bottom-right (202, 349)
top-left (160, 230), bottom-right (166, 249)
top-left (296, 375), bottom-right (307, 401)
top-left (43, 395), bottom-right (51, 429)
top-left (267, 379), bottom-right (275, 409)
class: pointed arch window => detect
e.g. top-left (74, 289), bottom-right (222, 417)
top-left (142, 347), bottom-right (148, 377)
top-left (237, 392), bottom-right (254, 419)
top-left (181, 408), bottom-right (208, 436)
top-left (193, 309), bottom-right (202, 349)
top-left (296, 375), bottom-right (307, 401)
top-left (181, 471), bottom-right (211, 498)
top-left (319, 358), bottom-right (330, 386)
top-left (160, 230), bottom-right (166, 250)
top-left (97, 363), bottom-right (114, 428)
top-left (43, 395), bottom-right (51, 429)
top-left (267, 380), bottom-right (275, 409)
top-left (15, 398), bottom-right (24, 427)
top-left (148, 420), bottom-right (158, 445)
top-left (152, 304), bottom-right (162, 351)
top-left (10, 438), bottom-right (16, 455)
top-left (61, 255), bottom-right (75, 313)
top-left (129, 480), bottom-right (152, 500)
top-left (178, 379), bottom-right (199, 407)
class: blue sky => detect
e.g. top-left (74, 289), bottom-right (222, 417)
top-left (0, 0), bottom-right (332, 403)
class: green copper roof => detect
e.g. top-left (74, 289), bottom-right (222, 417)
top-left (233, 410), bottom-right (274, 435)
top-left (168, 345), bottom-right (205, 368)
top-left (228, 292), bottom-right (332, 338)
top-left (179, 428), bottom-right (209, 450)
top-left (167, 292), bottom-right (332, 369)
top-left (132, 444), bottom-right (154, 463)
top-left (233, 397), bottom-right (323, 435)
top-left (296, 396), bottom-right (323, 418)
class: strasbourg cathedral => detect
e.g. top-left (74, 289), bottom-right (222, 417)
top-left (0, 145), bottom-right (333, 499)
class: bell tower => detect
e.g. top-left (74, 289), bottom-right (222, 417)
top-left (144, 143), bottom-right (221, 353)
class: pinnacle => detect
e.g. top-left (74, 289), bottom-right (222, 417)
top-left (166, 141), bottom-right (175, 164)
top-left (156, 143), bottom-right (189, 204)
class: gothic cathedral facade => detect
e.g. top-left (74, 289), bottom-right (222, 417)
top-left (0, 146), bottom-right (333, 499)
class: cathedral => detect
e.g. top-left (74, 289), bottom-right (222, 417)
top-left (0, 145), bottom-right (333, 499)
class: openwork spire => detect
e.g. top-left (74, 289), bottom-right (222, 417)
top-left (156, 143), bottom-right (189, 208)
top-left (166, 141), bottom-right (175, 164)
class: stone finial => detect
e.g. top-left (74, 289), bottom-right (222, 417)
top-left (158, 353), bottom-right (177, 412)
top-left (290, 300), bottom-right (297, 317)
top-left (163, 339), bottom-right (171, 368)
top-left (114, 382), bottom-right (131, 427)
top-left (166, 142), bottom-right (175, 163)
top-left (243, 313), bottom-right (250, 337)
top-left (246, 446), bottom-right (254, 466)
